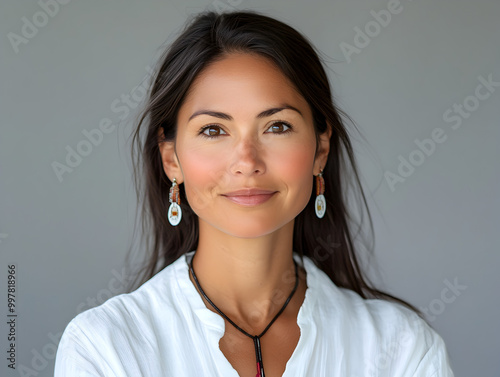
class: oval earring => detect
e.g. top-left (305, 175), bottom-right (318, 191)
top-left (315, 169), bottom-right (326, 219)
top-left (168, 178), bottom-right (182, 226)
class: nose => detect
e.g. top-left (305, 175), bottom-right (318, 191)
top-left (229, 136), bottom-right (266, 176)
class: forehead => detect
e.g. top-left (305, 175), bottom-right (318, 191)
top-left (178, 53), bottom-right (311, 120)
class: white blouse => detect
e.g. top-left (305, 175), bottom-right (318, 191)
top-left (54, 251), bottom-right (455, 376)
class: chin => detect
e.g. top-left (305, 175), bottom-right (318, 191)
top-left (213, 217), bottom-right (293, 239)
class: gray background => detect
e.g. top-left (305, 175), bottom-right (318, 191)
top-left (1, 0), bottom-right (498, 376)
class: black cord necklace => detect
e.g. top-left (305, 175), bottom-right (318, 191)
top-left (189, 254), bottom-right (299, 377)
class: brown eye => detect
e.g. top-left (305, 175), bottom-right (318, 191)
top-left (208, 127), bottom-right (219, 136)
top-left (201, 125), bottom-right (226, 138)
top-left (266, 121), bottom-right (292, 134)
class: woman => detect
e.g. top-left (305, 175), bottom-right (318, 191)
top-left (54, 10), bottom-right (455, 377)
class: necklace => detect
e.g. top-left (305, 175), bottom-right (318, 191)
top-left (189, 253), bottom-right (299, 377)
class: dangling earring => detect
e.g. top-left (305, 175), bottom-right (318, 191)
top-left (315, 169), bottom-right (326, 219)
top-left (168, 178), bottom-right (182, 226)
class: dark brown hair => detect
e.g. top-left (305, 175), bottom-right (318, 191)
top-left (128, 10), bottom-right (421, 316)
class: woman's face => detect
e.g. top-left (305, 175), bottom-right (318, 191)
top-left (162, 52), bottom-right (328, 238)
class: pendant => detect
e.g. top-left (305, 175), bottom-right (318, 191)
top-left (168, 202), bottom-right (182, 226)
top-left (315, 194), bottom-right (326, 218)
top-left (253, 337), bottom-right (265, 377)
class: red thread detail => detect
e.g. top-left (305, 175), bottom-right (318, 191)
top-left (316, 174), bottom-right (325, 196)
top-left (169, 184), bottom-right (180, 205)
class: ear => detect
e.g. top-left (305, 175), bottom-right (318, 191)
top-left (158, 128), bottom-right (184, 183)
top-left (313, 122), bottom-right (332, 175)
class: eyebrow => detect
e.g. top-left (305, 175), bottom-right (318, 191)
top-left (188, 104), bottom-right (303, 122)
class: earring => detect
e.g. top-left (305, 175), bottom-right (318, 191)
top-left (168, 178), bottom-right (182, 226)
top-left (315, 169), bottom-right (326, 219)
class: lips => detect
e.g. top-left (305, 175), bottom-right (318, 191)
top-left (221, 188), bottom-right (277, 206)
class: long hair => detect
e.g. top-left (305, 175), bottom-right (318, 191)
top-left (128, 10), bottom-right (421, 316)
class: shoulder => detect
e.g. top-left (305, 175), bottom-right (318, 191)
top-left (55, 254), bottom-right (187, 376)
top-left (302, 257), bottom-right (454, 375)
top-left (69, 256), bottom-right (182, 335)
top-left (304, 255), bottom-right (436, 341)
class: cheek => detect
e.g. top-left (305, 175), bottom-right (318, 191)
top-left (271, 141), bottom-right (316, 217)
top-left (178, 146), bottom-right (229, 209)
top-left (275, 141), bottom-right (316, 188)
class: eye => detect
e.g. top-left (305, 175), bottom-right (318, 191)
top-left (265, 121), bottom-right (293, 134)
top-left (200, 125), bottom-right (227, 138)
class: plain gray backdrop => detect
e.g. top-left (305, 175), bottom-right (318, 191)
top-left (1, 0), bottom-right (499, 376)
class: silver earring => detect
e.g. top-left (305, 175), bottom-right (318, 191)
top-left (168, 178), bottom-right (182, 226)
top-left (315, 169), bottom-right (326, 219)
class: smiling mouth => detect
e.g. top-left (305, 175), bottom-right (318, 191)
top-left (221, 189), bottom-right (277, 207)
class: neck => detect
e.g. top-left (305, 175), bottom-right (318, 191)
top-left (190, 219), bottom-right (302, 331)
